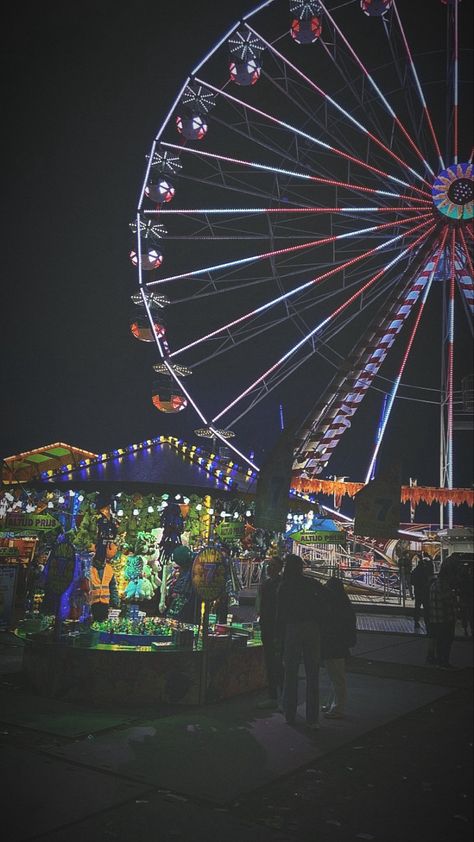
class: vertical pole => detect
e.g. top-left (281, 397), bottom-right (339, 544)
top-left (453, 0), bottom-right (459, 164)
top-left (439, 247), bottom-right (448, 531)
top-left (447, 230), bottom-right (456, 528)
top-left (409, 478), bottom-right (417, 524)
top-left (199, 600), bottom-right (209, 705)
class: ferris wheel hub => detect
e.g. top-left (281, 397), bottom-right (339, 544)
top-left (432, 162), bottom-right (473, 222)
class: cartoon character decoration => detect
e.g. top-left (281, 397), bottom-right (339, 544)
top-left (122, 554), bottom-right (158, 602)
top-left (166, 545), bottom-right (199, 623)
top-left (94, 495), bottom-right (118, 562)
top-left (41, 533), bottom-right (76, 618)
top-left (88, 551), bottom-right (120, 622)
top-left (159, 501), bottom-right (184, 560)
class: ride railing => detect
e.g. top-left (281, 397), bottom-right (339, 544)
top-left (292, 540), bottom-right (403, 603)
top-left (233, 558), bottom-right (265, 591)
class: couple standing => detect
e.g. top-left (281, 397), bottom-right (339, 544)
top-left (257, 554), bottom-right (357, 728)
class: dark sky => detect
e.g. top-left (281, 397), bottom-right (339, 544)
top-left (2, 0), bottom-right (473, 496)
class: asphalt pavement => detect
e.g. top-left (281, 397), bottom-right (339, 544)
top-left (0, 619), bottom-right (472, 842)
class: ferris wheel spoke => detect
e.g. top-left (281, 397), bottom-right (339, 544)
top-left (159, 142), bottom-right (430, 204)
top-left (365, 229), bottom-right (449, 483)
top-left (194, 77), bottom-right (432, 198)
top-left (245, 23), bottom-right (431, 188)
top-left (167, 216), bottom-right (432, 358)
top-left (147, 212), bottom-right (431, 290)
top-left (456, 228), bottom-right (474, 325)
top-left (391, 1), bottom-right (445, 170)
top-left (318, 1), bottom-right (438, 178)
top-left (446, 229), bottom-right (457, 526)
top-left (453, 0), bottom-right (459, 163)
top-left (149, 205), bottom-right (428, 217)
top-left (190, 265), bottom-right (402, 371)
top-left (225, 268), bottom-right (410, 429)
top-left (210, 223), bottom-right (435, 425)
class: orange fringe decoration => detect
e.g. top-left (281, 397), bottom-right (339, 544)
top-left (291, 478), bottom-right (474, 507)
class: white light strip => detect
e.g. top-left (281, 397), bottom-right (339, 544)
top-left (212, 225), bottom-right (434, 424)
top-left (192, 23), bottom-right (240, 76)
top-left (149, 213), bottom-right (430, 288)
top-left (146, 206), bottom-right (427, 215)
top-left (208, 426), bottom-right (260, 472)
top-left (392, 0), bottom-right (445, 169)
top-left (318, 0), bottom-right (436, 177)
top-left (243, 0), bottom-right (276, 21)
top-left (160, 142), bottom-right (411, 199)
top-left (195, 76), bottom-right (426, 194)
top-left (169, 216), bottom-right (431, 358)
top-left (246, 23), bottom-right (428, 186)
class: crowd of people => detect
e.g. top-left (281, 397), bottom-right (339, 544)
top-left (256, 554), bottom-right (357, 729)
top-left (256, 552), bottom-right (472, 728)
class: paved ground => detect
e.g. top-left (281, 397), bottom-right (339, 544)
top-left (0, 622), bottom-right (472, 842)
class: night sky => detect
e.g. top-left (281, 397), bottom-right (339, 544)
top-left (2, 1), bottom-right (473, 500)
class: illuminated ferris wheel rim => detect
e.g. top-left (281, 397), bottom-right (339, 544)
top-left (131, 0), bottom-right (473, 483)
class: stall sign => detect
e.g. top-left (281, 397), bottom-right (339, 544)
top-left (0, 565), bottom-right (18, 630)
top-left (291, 529), bottom-right (346, 545)
top-left (0, 512), bottom-right (60, 533)
top-left (354, 475), bottom-right (401, 539)
top-left (0, 546), bottom-right (19, 559)
top-left (192, 547), bottom-right (226, 602)
top-left (254, 427), bottom-right (296, 532)
top-left (0, 537), bottom-right (36, 566)
top-left (216, 521), bottom-right (244, 541)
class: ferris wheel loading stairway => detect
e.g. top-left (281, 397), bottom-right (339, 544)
top-left (291, 240), bottom-right (470, 480)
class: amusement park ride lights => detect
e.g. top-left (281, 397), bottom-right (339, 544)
top-left (129, 0), bottom-right (473, 517)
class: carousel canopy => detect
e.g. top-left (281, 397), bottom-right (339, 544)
top-left (2, 436), bottom-right (258, 498)
top-left (1, 442), bottom-right (98, 484)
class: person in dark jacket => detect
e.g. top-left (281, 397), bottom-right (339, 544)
top-left (276, 554), bottom-right (324, 729)
top-left (411, 554), bottom-right (434, 630)
top-left (321, 577), bottom-right (357, 719)
top-left (256, 557), bottom-right (283, 709)
top-left (428, 563), bottom-right (457, 667)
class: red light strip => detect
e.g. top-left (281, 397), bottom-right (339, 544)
top-left (159, 142), bottom-right (432, 203)
top-left (319, 0), bottom-right (439, 175)
top-left (392, 1), bottom-right (445, 170)
top-left (246, 22), bottom-right (431, 188)
top-left (212, 224), bottom-right (435, 424)
top-left (169, 215), bottom-right (433, 358)
top-left (194, 76), bottom-right (432, 199)
top-left (149, 212), bottom-right (432, 288)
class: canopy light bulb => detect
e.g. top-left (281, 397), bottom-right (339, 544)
top-left (233, 512), bottom-right (239, 519)
top-left (245, 510), bottom-right (252, 517)
top-left (208, 508), bottom-right (214, 515)
top-left (147, 506), bottom-right (154, 513)
top-left (195, 504), bottom-right (202, 511)
top-left (117, 509), bottom-right (124, 517)
top-left (183, 497), bottom-right (190, 504)
top-left (47, 501), bottom-right (54, 509)
top-left (69, 490), bottom-right (75, 497)
top-left (58, 496), bottom-right (65, 504)
top-left (175, 494), bottom-right (182, 501)
top-left (133, 508), bottom-right (139, 516)
top-left (78, 494), bottom-right (84, 502)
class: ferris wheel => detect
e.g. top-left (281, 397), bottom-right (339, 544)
top-left (130, 0), bottom-right (473, 526)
